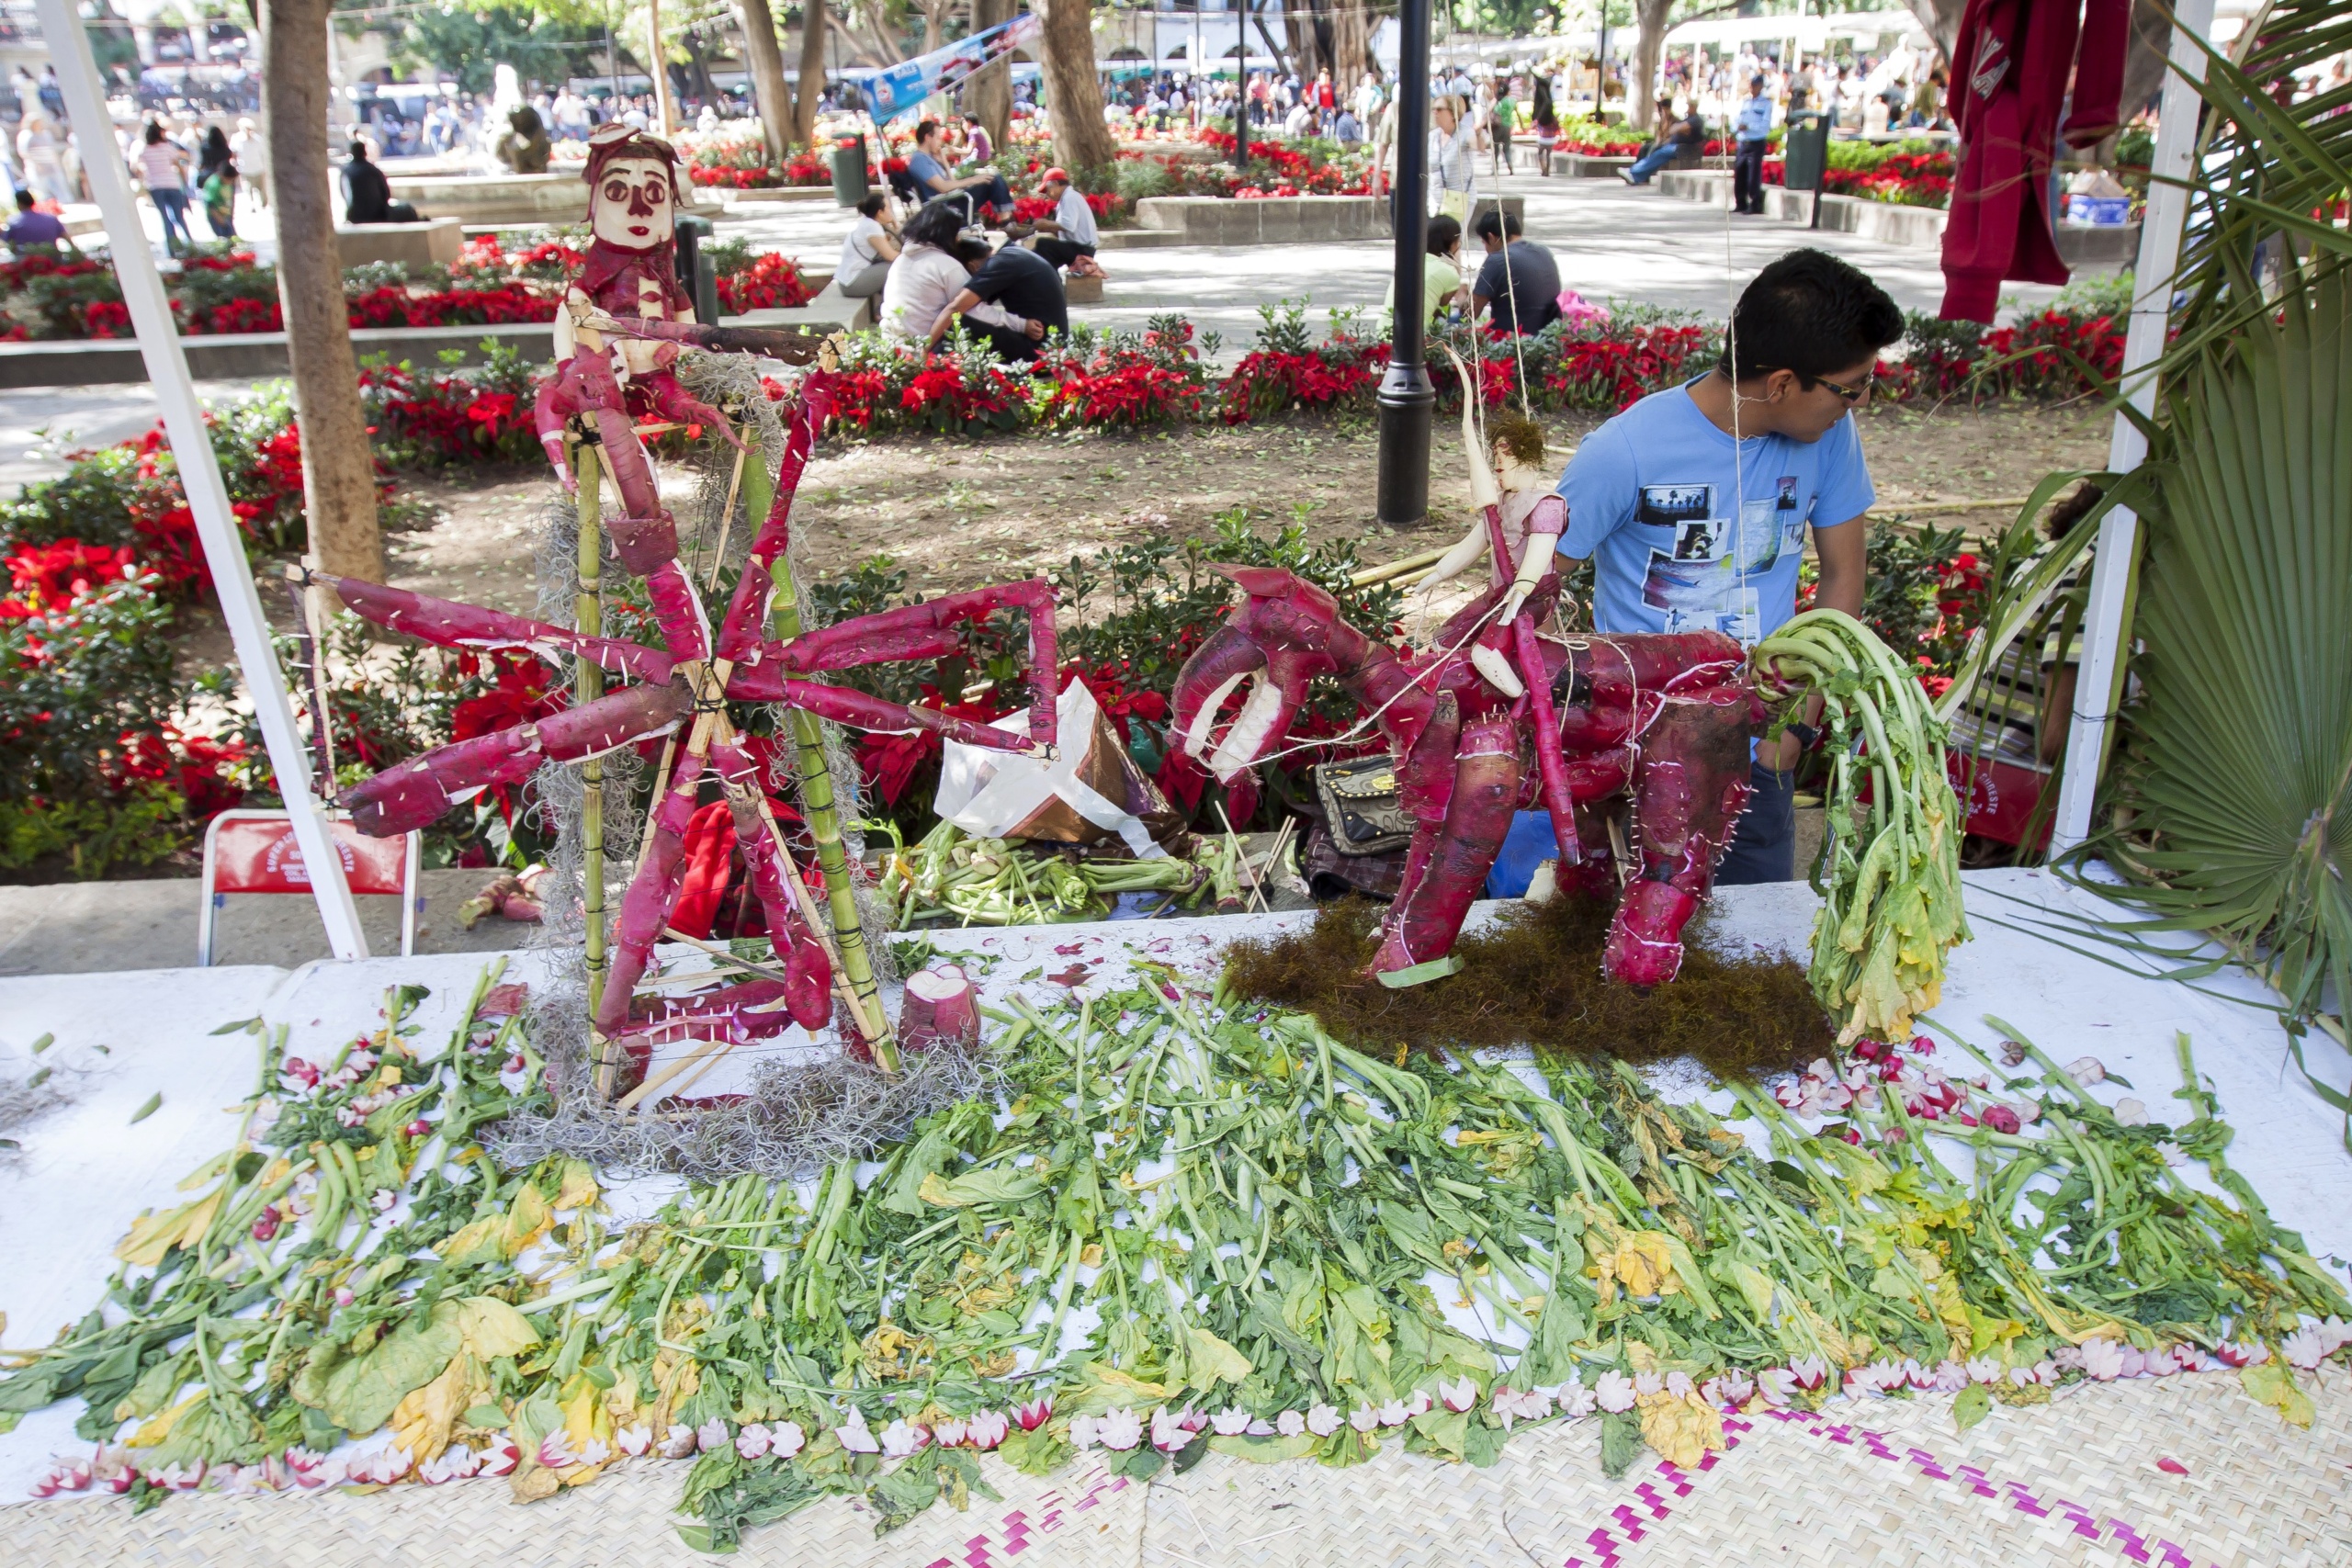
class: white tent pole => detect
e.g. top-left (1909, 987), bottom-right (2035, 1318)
top-left (2046, 0), bottom-right (2215, 857)
top-left (36, 0), bottom-right (370, 960)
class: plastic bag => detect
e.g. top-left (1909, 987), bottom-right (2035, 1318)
top-left (932, 679), bottom-right (1180, 857)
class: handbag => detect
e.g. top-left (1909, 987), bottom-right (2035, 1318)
top-left (1311, 753), bottom-right (1414, 856)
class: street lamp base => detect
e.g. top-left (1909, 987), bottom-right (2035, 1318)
top-left (1374, 365), bottom-right (1436, 527)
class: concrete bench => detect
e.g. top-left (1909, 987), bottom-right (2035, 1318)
top-left (739, 281), bottom-right (873, 333)
top-left (336, 217), bottom-right (465, 271)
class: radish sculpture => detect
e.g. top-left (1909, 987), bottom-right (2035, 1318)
top-left (1172, 393), bottom-right (1763, 991)
top-left (304, 129), bottom-right (1064, 1089)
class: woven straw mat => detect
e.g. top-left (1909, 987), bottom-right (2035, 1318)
top-left (5, 1369), bottom-right (2346, 1568)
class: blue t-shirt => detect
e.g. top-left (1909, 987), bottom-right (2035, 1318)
top-left (1555, 377), bottom-right (1873, 646)
top-left (908, 151), bottom-right (949, 192)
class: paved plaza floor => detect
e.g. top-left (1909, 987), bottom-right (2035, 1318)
top-left (4, 166), bottom-right (2073, 490)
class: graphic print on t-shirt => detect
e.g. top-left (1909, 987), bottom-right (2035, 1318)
top-left (1635, 480), bottom-right (1792, 643)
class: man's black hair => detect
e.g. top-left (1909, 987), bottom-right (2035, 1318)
top-left (914, 118), bottom-right (941, 143)
top-left (1471, 207), bottom-right (1522, 242)
top-left (1720, 247), bottom-right (1904, 382)
top-left (953, 237), bottom-right (994, 267)
top-left (347, 140), bottom-right (369, 160)
top-left (15, 188), bottom-right (35, 210)
top-left (902, 197), bottom-right (967, 250)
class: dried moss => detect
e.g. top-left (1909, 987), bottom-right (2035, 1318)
top-left (1223, 895), bottom-right (1832, 1077)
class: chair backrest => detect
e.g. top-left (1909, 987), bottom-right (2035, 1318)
top-left (205, 810), bottom-right (407, 896)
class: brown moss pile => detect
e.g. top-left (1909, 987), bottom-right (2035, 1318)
top-left (1222, 895), bottom-right (1832, 1077)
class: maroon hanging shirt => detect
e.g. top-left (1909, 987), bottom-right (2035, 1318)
top-left (1939, 0), bottom-right (2131, 321)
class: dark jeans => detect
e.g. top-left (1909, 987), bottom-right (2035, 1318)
top-left (942, 173), bottom-right (1013, 216)
top-left (1715, 761), bottom-right (1797, 886)
top-left (1733, 138), bottom-right (1769, 213)
top-left (149, 186), bottom-right (194, 255)
top-left (1035, 235), bottom-right (1095, 270)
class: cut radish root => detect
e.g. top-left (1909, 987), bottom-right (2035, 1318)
top-left (899, 965), bottom-right (980, 1055)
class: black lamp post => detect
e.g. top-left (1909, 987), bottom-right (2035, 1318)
top-left (1376, 0), bottom-right (1435, 526)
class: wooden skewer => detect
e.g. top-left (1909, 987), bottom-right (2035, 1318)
top-left (659, 925), bottom-right (793, 983)
top-left (706, 441), bottom-right (750, 593)
top-left (615, 1033), bottom-right (732, 1111)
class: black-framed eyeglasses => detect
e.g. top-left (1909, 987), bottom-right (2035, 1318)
top-left (1809, 370), bottom-right (1875, 403)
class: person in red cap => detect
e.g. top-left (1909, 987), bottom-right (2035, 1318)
top-left (1028, 167), bottom-right (1105, 278)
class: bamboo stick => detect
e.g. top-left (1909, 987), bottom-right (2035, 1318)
top-left (615, 1033), bottom-right (732, 1111)
top-left (570, 433), bottom-right (613, 1094)
top-left (740, 435), bottom-right (901, 1071)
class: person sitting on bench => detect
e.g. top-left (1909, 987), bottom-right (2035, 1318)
top-left (1027, 168), bottom-right (1104, 278)
top-left (344, 141), bottom-right (422, 224)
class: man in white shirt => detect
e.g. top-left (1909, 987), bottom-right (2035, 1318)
top-left (1027, 166), bottom-right (1102, 276)
top-left (1732, 73), bottom-right (1773, 216)
top-left (1353, 72), bottom-right (1383, 125)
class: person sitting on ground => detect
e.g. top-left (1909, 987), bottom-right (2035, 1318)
top-left (1383, 211), bottom-right (1464, 325)
top-left (1334, 105), bottom-right (1363, 146)
top-left (835, 190), bottom-right (900, 299)
top-left (4, 187), bottom-right (74, 255)
top-left (1620, 99), bottom-right (1704, 186)
top-left (882, 198), bottom-right (975, 340)
top-left (926, 233), bottom-right (1067, 363)
top-left (1028, 167), bottom-right (1104, 278)
top-left (499, 103), bottom-right (552, 174)
top-left (1469, 209), bottom-right (1561, 335)
top-left (343, 139), bottom-right (421, 224)
top-left (906, 117), bottom-right (1013, 217)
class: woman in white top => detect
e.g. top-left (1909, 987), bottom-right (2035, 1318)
top-left (133, 120), bottom-right (195, 256)
top-left (880, 199), bottom-right (1023, 344)
top-left (1429, 96), bottom-right (1478, 220)
top-left (836, 191), bottom-right (900, 298)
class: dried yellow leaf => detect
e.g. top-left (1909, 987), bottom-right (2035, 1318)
top-left (129, 1392), bottom-right (202, 1450)
top-left (390, 1356), bottom-right (473, 1463)
top-left (1635, 1391), bottom-right (1725, 1469)
top-left (117, 1187), bottom-right (228, 1268)
top-left (1588, 1231), bottom-right (1680, 1303)
top-left (551, 1158), bottom-right (599, 1212)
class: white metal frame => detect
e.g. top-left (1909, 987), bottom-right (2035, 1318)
top-left (197, 810), bottom-right (422, 967)
top-left (2047, 0), bottom-right (2219, 855)
top-left (34, 0), bottom-right (369, 958)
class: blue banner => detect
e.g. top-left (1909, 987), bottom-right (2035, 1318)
top-left (864, 13), bottom-right (1042, 123)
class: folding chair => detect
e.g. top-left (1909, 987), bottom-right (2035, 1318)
top-left (197, 809), bottom-right (422, 966)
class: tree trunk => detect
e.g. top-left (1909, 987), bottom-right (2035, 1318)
top-left (1329, 0), bottom-right (1373, 84)
top-left (738, 0), bottom-right (793, 164)
top-left (1629, 0), bottom-right (1675, 132)
top-left (263, 0), bottom-right (381, 582)
top-left (794, 0), bottom-right (827, 147)
top-left (968, 0), bottom-right (1012, 150)
top-left (1034, 0), bottom-right (1113, 173)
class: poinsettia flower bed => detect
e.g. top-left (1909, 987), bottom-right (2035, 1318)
top-left (675, 123), bottom-right (831, 188)
top-left (0, 238), bottom-right (811, 339)
top-left (1764, 141), bottom-right (1959, 209)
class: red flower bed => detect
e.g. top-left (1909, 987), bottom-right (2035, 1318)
top-left (1219, 344), bottom-right (1383, 423)
top-left (1041, 322), bottom-right (1209, 429)
top-left (714, 252), bottom-right (815, 312)
top-left (1542, 323), bottom-right (1713, 412)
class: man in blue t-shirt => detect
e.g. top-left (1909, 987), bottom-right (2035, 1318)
top-left (1496, 249), bottom-right (1901, 894)
top-left (906, 118), bottom-right (1014, 219)
top-left (1733, 74), bottom-right (1774, 215)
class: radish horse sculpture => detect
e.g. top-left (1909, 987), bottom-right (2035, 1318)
top-left (1174, 397), bottom-right (1766, 991)
top-left (303, 126), bottom-right (1063, 1084)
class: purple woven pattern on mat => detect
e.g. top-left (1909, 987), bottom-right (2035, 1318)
top-left (1563, 1410), bottom-right (2211, 1568)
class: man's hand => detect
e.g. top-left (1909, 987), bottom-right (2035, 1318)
top-left (1024, 317), bottom-right (1046, 341)
top-left (1763, 512), bottom-right (1868, 771)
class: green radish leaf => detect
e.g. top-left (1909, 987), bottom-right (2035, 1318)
top-left (129, 1092), bottom-right (162, 1124)
top-left (1953, 1383), bottom-right (1991, 1432)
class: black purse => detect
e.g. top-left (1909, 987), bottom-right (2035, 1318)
top-left (1311, 753), bottom-right (1414, 856)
